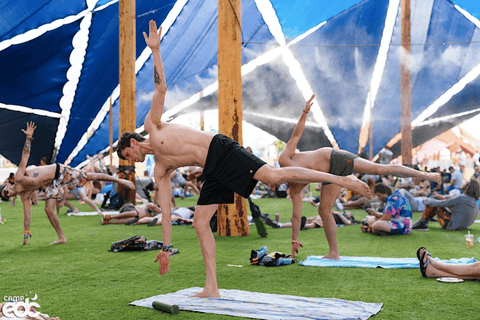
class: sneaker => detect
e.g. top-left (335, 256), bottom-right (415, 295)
top-left (412, 218), bottom-right (429, 230)
top-left (265, 216), bottom-right (280, 228)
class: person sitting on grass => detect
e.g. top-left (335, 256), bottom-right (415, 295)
top-left (0, 122), bottom-right (135, 245)
top-left (417, 247), bottom-right (480, 280)
top-left (411, 179), bottom-right (479, 231)
top-left (361, 183), bottom-right (412, 236)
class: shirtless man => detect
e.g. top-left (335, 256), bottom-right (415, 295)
top-left (116, 20), bottom-right (372, 299)
top-left (278, 95), bottom-right (442, 260)
top-left (101, 202), bottom-right (161, 224)
top-left (0, 122), bottom-right (135, 245)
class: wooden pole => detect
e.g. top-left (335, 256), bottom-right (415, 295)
top-left (401, 0), bottom-right (413, 165)
top-left (118, 0), bottom-right (136, 204)
top-left (217, 0), bottom-right (249, 236)
top-left (109, 95), bottom-right (113, 174)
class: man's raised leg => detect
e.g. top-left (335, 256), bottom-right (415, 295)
top-left (44, 199), bottom-right (67, 245)
top-left (191, 204), bottom-right (220, 298)
top-left (318, 184), bottom-right (342, 260)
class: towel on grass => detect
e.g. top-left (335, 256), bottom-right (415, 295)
top-left (300, 256), bottom-right (477, 268)
top-left (130, 287), bottom-right (382, 320)
top-left (67, 211), bottom-right (119, 216)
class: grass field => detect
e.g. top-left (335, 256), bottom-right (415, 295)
top-left (1, 192), bottom-right (479, 319)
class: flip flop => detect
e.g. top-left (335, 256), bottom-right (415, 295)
top-left (416, 247), bottom-right (426, 262)
top-left (418, 248), bottom-right (431, 278)
top-left (300, 216), bottom-right (307, 230)
top-left (147, 218), bottom-right (158, 227)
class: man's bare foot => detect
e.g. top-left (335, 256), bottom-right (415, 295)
top-left (50, 238), bottom-right (67, 245)
top-left (191, 287), bottom-right (220, 298)
top-left (72, 208), bottom-right (80, 213)
top-left (345, 175), bottom-right (372, 200)
top-left (322, 253), bottom-right (340, 260)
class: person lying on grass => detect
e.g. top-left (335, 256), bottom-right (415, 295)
top-left (116, 20), bottom-right (373, 299)
top-left (361, 183), bottom-right (412, 236)
top-left (102, 203), bottom-right (194, 226)
top-left (102, 202), bottom-right (162, 225)
top-left (0, 122), bottom-right (135, 245)
top-left (265, 210), bottom-right (359, 229)
top-left (417, 247), bottom-right (480, 280)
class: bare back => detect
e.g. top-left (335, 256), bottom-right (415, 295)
top-left (279, 147), bottom-right (333, 173)
top-left (145, 121), bottom-right (215, 175)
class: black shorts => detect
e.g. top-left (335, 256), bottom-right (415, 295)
top-left (323, 149), bottom-right (358, 185)
top-left (197, 134), bottom-right (267, 205)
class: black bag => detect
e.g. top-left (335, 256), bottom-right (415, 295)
top-left (109, 235), bottom-right (146, 252)
top-left (108, 192), bottom-right (124, 210)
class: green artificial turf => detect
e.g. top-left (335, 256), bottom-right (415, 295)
top-left (0, 194), bottom-right (479, 319)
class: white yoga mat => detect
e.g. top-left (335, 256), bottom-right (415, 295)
top-left (130, 287), bottom-right (383, 320)
top-left (67, 211), bottom-right (119, 216)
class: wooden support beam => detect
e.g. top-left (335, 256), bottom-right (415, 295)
top-left (401, 0), bottom-right (413, 165)
top-left (118, 0), bottom-right (136, 204)
top-left (217, 0), bottom-right (249, 236)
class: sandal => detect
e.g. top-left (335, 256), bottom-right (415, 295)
top-left (300, 216), bottom-right (307, 230)
top-left (417, 247), bottom-right (431, 278)
top-left (125, 217), bottom-right (139, 225)
top-left (147, 218), bottom-right (158, 227)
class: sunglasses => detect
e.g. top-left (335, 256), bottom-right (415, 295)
top-left (2, 189), bottom-right (8, 198)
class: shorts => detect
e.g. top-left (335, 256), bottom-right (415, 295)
top-left (119, 203), bottom-right (136, 213)
top-left (323, 149), bottom-right (358, 186)
top-left (45, 164), bottom-right (88, 200)
top-left (197, 134), bottom-right (267, 205)
top-left (388, 217), bottom-right (412, 235)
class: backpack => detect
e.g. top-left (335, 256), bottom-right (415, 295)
top-left (108, 192), bottom-right (124, 210)
top-left (249, 246), bottom-right (295, 267)
top-left (109, 235), bottom-right (146, 252)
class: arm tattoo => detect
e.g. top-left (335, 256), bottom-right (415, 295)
top-left (154, 67), bottom-right (161, 85)
top-left (23, 139), bottom-right (31, 155)
top-left (33, 172), bottom-right (39, 177)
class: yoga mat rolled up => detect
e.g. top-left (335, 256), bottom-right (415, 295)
top-left (152, 301), bottom-right (179, 314)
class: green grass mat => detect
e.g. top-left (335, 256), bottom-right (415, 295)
top-left (0, 195), bottom-right (479, 319)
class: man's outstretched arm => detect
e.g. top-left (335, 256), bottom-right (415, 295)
top-left (16, 122), bottom-right (36, 178)
top-left (280, 95), bottom-right (315, 160)
top-left (143, 20), bottom-right (167, 128)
